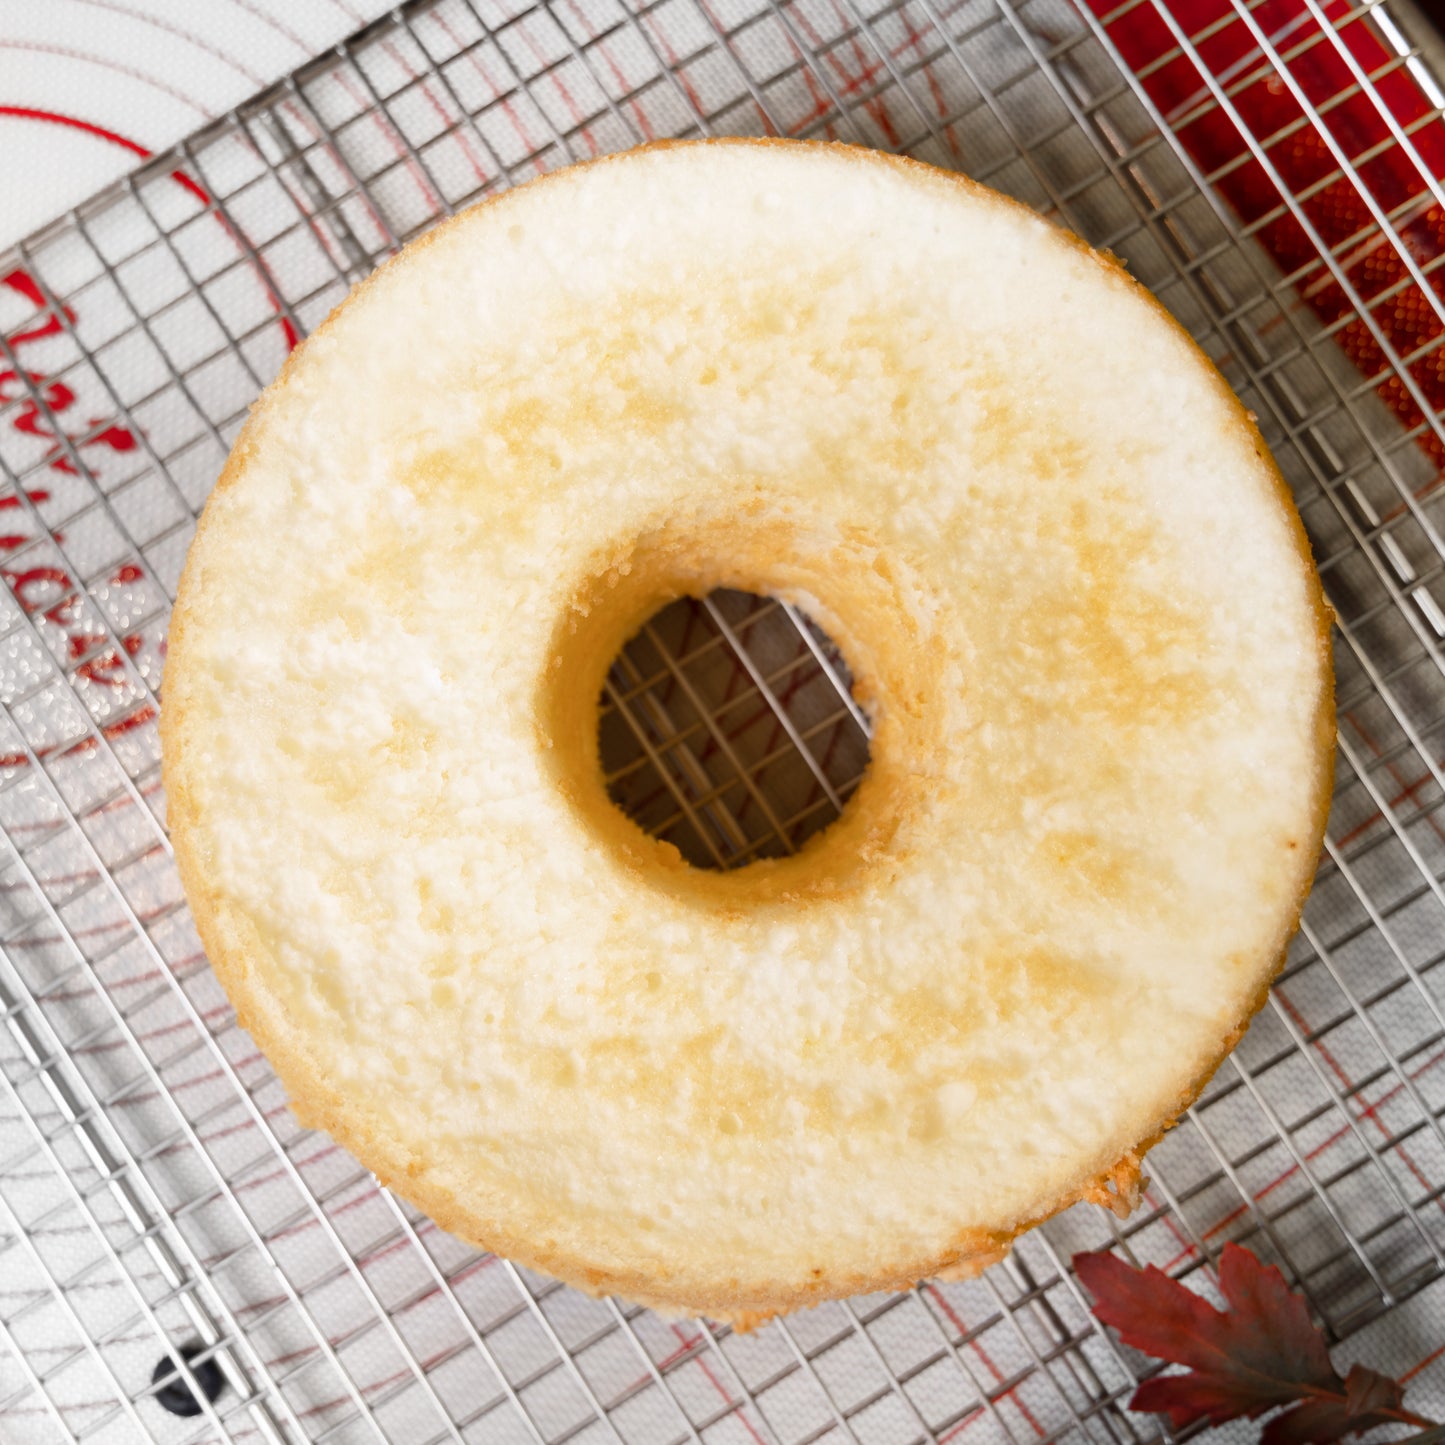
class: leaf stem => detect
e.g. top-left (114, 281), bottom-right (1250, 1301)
top-left (1289, 1386), bottom-right (1437, 1431)
top-left (1376, 1407), bottom-right (1438, 1431)
top-left (1391, 1421), bottom-right (1445, 1445)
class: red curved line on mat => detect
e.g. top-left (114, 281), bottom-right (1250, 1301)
top-left (0, 106), bottom-right (299, 350)
top-left (331, 65), bottom-right (443, 215)
top-left (382, 36), bottom-right (489, 187)
top-left (431, 10), bottom-right (549, 176)
top-left (0, 39), bottom-right (210, 116)
top-left (218, 0), bottom-right (314, 55)
top-left (325, 0), bottom-right (371, 22)
top-left (0, 103), bottom-right (150, 159)
top-left (1403, 1340), bottom-right (1445, 1382)
top-left (57, 0), bottom-right (268, 87)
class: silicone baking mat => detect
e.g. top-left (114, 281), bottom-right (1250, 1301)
top-left (0, 2), bottom-right (411, 248)
top-left (1, 0), bottom-right (1445, 1441)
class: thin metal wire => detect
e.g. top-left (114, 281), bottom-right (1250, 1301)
top-left (1029, 21), bottom-right (1445, 703)
top-left (0, 1027), bottom-right (290, 1442)
top-left (1044, 19), bottom-right (1445, 1243)
top-left (1, 0), bottom-right (1444, 1441)
top-left (1119, 2), bottom-right (1445, 564)
top-left (0, 1185), bottom-right (134, 1444)
top-left (605, 670), bottom-right (738, 866)
top-left (699, 597), bottom-right (853, 817)
top-left (0, 762), bottom-right (396, 1442)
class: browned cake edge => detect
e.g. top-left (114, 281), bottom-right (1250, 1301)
top-left (160, 137), bottom-right (1337, 1326)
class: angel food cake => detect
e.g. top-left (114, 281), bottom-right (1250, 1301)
top-left (162, 140), bottom-right (1334, 1322)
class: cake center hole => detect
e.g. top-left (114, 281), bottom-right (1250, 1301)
top-left (597, 589), bottom-right (873, 870)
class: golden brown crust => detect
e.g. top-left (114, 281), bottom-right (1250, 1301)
top-left (161, 137), bottom-right (1336, 1325)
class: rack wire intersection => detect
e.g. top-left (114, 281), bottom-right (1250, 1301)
top-left (2, 0), bottom-right (1445, 1440)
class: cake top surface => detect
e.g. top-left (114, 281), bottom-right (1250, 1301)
top-left (162, 140), bottom-right (1333, 1315)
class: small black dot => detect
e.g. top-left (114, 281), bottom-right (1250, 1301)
top-left (150, 1344), bottom-right (224, 1418)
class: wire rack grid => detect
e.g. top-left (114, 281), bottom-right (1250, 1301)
top-left (1, 0), bottom-right (1445, 1440)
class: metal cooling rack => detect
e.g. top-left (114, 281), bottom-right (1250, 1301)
top-left (2, 0), bottom-right (1445, 1440)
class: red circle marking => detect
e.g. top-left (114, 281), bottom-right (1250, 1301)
top-left (0, 105), bottom-right (299, 349)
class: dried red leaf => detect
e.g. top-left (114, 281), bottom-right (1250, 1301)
top-left (1072, 1244), bottom-right (1426, 1442)
top-left (1262, 1398), bottom-right (1369, 1445)
top-left (1260, 1371), bottom-right (1409, 1445)
top-left (1344, 1364), bottom-right (1408, 1419)
top-left (1073, 1244), bottom-right (1338, 1429)
top-left (1261, 1391), bottom-right (1415, 1445)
